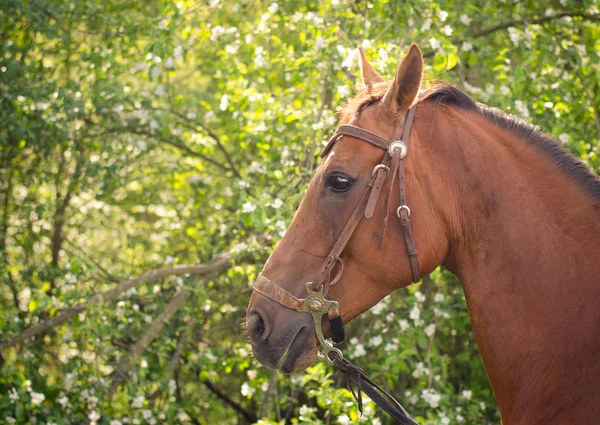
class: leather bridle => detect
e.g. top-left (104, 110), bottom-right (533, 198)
top-left (252, 106), bottom-right (420, 425)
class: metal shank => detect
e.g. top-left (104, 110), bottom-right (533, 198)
top-left (300, 282), bottom-right (343, 363)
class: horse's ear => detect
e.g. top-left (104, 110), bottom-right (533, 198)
top-left (380, 43), bottom-right (423, 116)
top-left (359, 46), bottom-right (385, 87)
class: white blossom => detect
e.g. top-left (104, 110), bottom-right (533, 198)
top-left (173, 46), bottom-right (183, 62)
top-left (338, 415), bottom-right (350, 425)
top-left (421, 18), bottom-right (432, 31)
top-left (425, 323), bottom-right (436, 337)
top-left (31, 391), bottom-right (45, 405)
top-left (412, 362), bottom-right (430, 378)
top-left (438, 10), bottom-right (448, 22)
top-left (241, 382), bottom-right (255, 397)
top-left (459, 14), bottom-right (471, 25)
top-left (461, 41), bottom-right (473, 52)
top-left (429, 37), bottom-right (441, 50)
top-left (314, 37), bottom-right (326, 50)
top-left (351, 343), bottom-right (366, 358)
top-left (434, 293), bottom-right (444, 303)
top-left (337, 85), bottom-right (350, 98)
top-left (299, 405), bottom-right (312, 416)
top-left (132, 395), bottom-right (145, 408)
top-left (500, 85), bottom-right (510, 96)
top-left (514, 100), bottom-right (530, 118)
top-left (384, 342), bottom-right (398, 352)
top-left (442, 25), bottom-right (453, 36)
top-left (271, 198), bottom-right (283, 209)
top-left (399, 319), bottom-right (409, 331)
top-left (370, 300), bottom-right (386, 315)
top-left (462, 390), bottom-right (472, 400)
top-left (414, 291), bottom-right (426, 303)
top-left (219, 94), bottom-right (229, 111)
top-left (457, 414), bottom-right (465, 422)
top-left (421, 388), bottom-right (441, 408)
top-left (440, 416), bottom-right (450, 425)
top-left (242, 202), bottom-right (256, 213)
top-left (88, 411), bottom-right (100, 423)
top-left (150, 66), bottom-right (161, 79)
top-left (9, 388), bottom-right (18, 402)
top-left (369, 335), bottom-right (383, 347)
top-left (558, 133), bottom-right (569, 144)
top-left (508, 27), bottom-right (521, 45)
top-left (410, 304), bottom-right (420, 322)
top-left (110, 420), bottom-right (123, 425)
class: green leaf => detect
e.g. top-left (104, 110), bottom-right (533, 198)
top-left (447, 52), bottom-right (459, 70)
top-left (433, 54), bottom-right (447, 72)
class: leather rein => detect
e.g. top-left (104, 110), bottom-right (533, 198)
top-left (253, 106), bottom-right (420, 425)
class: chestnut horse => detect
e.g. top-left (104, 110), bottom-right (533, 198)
top-left (246, 43), bottom-right (600, 424)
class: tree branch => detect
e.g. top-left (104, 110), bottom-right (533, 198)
top-left (0, 254), bottom-right (232, 350)
top-left (50, 147), bottom-right (86, 282)
top-left (469, 12), bottom-right (600, 39)
top-left (108, 290), bottom-right (190, 396)
top-left (423, 12), bottom-right (600, 58)
top-left (114, 127), bottom-right (232, 171)
top-left (160, 109), bottom-right (244, 180)
top-left (202, 377), bottom-right (258, 423)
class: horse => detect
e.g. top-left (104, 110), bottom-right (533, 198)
top-left (246, 43), bottom-right (600, 424)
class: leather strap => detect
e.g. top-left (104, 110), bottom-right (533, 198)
top-left (332, 354), bottom-right (418, 425)
top-left (253, 274), bottom-right (304, 311)
top-left (395, 107), bottom-right (421, 282)
top-left (321, 125), bottom-right (392, 158)
top-left (311, 175), bottom-right (377, 291)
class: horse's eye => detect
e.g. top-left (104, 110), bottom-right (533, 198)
top-left (329, 175), bottom-right (353, 193)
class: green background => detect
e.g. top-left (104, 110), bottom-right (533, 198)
top-left (1, 0), bottom-right (599, 424)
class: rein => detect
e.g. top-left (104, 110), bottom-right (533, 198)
top-left (253, 106), bottom-right (420, 424)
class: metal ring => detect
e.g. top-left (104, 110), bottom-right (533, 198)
top-left (371, 164), bottom-right (390, 176)
top-left (389, 141), bottom-right (408, 159)
top-left (397, 205), bottom-right (411, 218)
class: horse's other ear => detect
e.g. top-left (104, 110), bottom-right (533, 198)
top-left (359, 46), bottom-right (385, 87)
top-left (380, 43), bottom-right (423, 117)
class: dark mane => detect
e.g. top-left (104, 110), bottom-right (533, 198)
top-left (342, 83), bottom-right (600, 202)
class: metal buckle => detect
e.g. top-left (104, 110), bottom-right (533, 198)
top-left (397, 205), bottom-right (411, 218)
top-left (301, 282), bottom-right (343, 363)
top-left (371, 164), bottom-right (390, 177)
top-left (388, 141), bottom-right (408, 159)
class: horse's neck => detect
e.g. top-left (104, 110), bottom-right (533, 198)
top-left (423, 108), bottom-right (600, 424)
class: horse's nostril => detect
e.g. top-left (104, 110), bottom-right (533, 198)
top-left (248, 310), bottom-right (270, 342)
top-left (255, 314), bottom-right (265, 336)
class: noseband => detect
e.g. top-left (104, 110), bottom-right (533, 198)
top-left (252, 106), bottom-right (420, 425)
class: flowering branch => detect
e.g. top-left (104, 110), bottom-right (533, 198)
top-left (423, 11), bottom-right (600, 58)
top-left (0, 254), bottom-right (232, 351)
top-left (108, 290), bottom-right (190, 397)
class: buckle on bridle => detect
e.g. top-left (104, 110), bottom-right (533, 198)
top-left (397, 205), bottom-right (411, 218)
top-left (371, 164), bottom-right (390, 177)
top-left (388, 140), bottom-right (408, 158)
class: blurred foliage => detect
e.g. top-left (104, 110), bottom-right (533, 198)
top-left (0, 0), bottom-right (598, 424)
